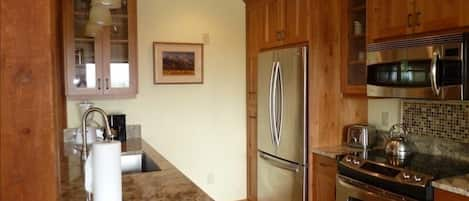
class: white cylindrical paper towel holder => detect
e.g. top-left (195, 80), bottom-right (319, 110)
top-left (92, 141), bottom-right (122, 201)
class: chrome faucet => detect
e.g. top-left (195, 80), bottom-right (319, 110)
top-left (81, 107), bottom-right (114, 161)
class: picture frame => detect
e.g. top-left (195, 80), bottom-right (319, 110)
top-left (153, 42), bottom-right (204, 84)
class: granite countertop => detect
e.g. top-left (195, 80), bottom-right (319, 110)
top-left (60, 139), bottom-right (213, 201)
top-left (311, 145), bottom-right (363, 159)
top-left (433, 175), bottom-right (469, 197)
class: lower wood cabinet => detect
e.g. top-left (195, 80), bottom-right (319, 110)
top-left (311, 154), bottom-right (337, 201)
top-left (434, 189), bottom-right (469, 201)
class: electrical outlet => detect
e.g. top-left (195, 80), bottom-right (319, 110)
top-left (207, 173), bottom-right (215, 185)
top-left (202, 33), bottom-right (210, 45)
top-left (381, 111), bottom-right (389, 127)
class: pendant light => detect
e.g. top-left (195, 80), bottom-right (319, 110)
top-left (85, 22), bottom-right (102, 37)
top-left (91, 0), bottom-right (122, 9)
top-left (89, 6), bottom-right (112, 26)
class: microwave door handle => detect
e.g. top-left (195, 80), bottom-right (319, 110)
top-left (430, 51), bottom-right (441, 96)
top-left (269, 60), bottom-right (277, 146)
top-left (272, 61), bottom-right (280, 146)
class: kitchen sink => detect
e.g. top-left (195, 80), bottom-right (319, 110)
top-left (121, 152), bottom-right (161, 174)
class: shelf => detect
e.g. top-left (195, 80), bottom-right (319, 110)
top-left (349, 60), bottom-right (366, 65)
top-left (111, 39), bottom-right (129, 43)
top-left (75, 38), bottom-right (94, 42)
top-left (74, 11), bottom-right (89, 17)
top-left (74, 11), bottom-right (128, 19)
top-left (351, 34), bottom-right (365, 39)
top-left (351, 5), bottom-right (365, 12)
top-left (112, 14), bottom-right (128, 19)
top-left (111, 59), bottom-right (129, 63)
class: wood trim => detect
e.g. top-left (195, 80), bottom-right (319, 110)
top-left (1, 0), bottom-right (65, 200)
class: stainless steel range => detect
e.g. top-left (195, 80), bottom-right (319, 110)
top-left (336, 149), bottom-right (469, 201)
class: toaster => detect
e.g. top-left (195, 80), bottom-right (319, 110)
top-left (346, 124), bottom-right (376, 148)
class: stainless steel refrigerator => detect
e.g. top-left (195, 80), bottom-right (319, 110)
top-left (257, 46), bottom-right (308, 201)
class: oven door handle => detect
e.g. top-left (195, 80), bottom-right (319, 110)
top-left (430, 51), bottom-right (441, 97)
top-left (337, 175), bottom-right (419, 201)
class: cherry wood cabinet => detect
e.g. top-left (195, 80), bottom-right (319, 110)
top-left (413, 0), bottom-right (469, 34)
top-left (259, 0), bottom-right (310, 49)
top-left (368, 0), bottom-right (469, 42)
top-left (434, 189), bottom-right (469, 201)
top-left (341, 0), bottom-right (367, 95)
top-left (367, 0), bottom-right (413, 42)
top-left (312, 154), bottom-right (337, 201)
top-left (263, 0), bottom-right (285, 48)
top-left (63, 0), bottom-right (138, 99)
top-left (284, 0), bottom-right (310, 45)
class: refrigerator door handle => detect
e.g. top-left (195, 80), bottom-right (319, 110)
top-left (272, 61), bottom-right (281, 146)
top-left (259, 152), bottom-right (300, 172)
top-left (276, 61), bottom-right (284, 146)
top-left (269, 60), bottom-right (277, 146)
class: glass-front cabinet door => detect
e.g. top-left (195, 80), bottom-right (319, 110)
top-left (341, 0), bottom-right (367, 95)
top-left (103, 0), bottom-right (137, 96)
top-left (64, 0), bottom-right (103, 97)
top-left (63, 0), bottom-right (137, 99)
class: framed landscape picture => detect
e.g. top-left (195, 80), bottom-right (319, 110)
top-left (153, 42), bottom-right (204, 84)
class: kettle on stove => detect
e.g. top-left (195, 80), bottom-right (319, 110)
top-left (385, 123), bottom-right (414, 159)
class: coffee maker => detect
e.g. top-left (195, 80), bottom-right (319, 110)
top-left (107, 114), bottom-right (126, 142)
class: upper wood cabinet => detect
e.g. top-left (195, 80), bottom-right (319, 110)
top-left (367, 0), bottom-right (413, 42)
top-left (368, 0), bottom-right (469, 42)
top-left (63, 0), bottom-right (138, 99)
top-left (284, 0), bottom-right (310, 45)
top-left (259, 0), bottom-right (310, 49)
top-left (413, 0), bottom-right (469, 34)
top-left (341, 0), bottom-right (367, 95)
top-left (263, 0), bottom-right (285, 47)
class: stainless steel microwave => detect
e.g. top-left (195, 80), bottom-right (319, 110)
top-left (366, 33), bottom-right (468, 100)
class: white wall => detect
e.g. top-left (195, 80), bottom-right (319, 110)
top-left (368, 99), bottom-right (401, 131)
top-left (67, 1), bottom-right (247, 200)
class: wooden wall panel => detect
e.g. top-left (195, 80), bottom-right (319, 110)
top-left (308, 0), bottom-right (367, 148)
top-left (0, 0), bottom-right (65, 200)
top-left (308, 0), bottom-right (367, 199)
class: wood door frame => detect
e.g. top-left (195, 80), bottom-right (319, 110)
top-left (0, 0), bottom-right (66, 200)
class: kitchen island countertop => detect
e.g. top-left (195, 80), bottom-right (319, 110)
top-left (60, 139), bottom-right (213, 201)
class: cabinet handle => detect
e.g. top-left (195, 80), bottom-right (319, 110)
top-left (105, 78), bottom-right (110, 90)
top-left (415, 12), bottom-right (421, 26)
top-left (97, 78), bottom-right (101, 90)
top-left (407, 14), bottom-right (413, 27)
top-left (276, 31), bottom-right (285, 41)
top-left (319, 162), bottom-right (333, 168)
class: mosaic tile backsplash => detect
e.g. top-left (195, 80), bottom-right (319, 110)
top-left (402, 101), bottom-right (469, 143)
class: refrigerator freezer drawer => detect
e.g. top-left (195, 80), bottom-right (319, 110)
top-left (257, 151), bottom-right (306, 201)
